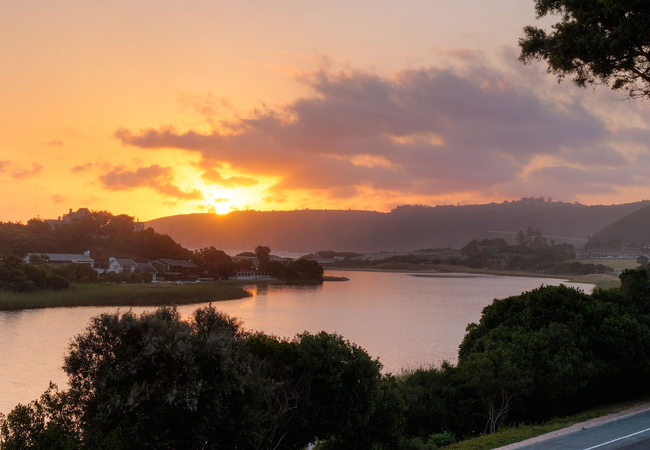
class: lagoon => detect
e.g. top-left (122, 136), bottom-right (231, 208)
top-left (0, 271), bottom-right (593, 414)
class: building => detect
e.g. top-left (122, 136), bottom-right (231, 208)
top-left (23, 251), bottom-right (94, 266)
top-left (134, 262), bottom-right (159, 281)
top-left (44, 208), bottom-right (92, 229)
top-left (151, 259), bottom-right (199, 279)
top-left (108, 257), bottom-right (136, 273)
top-left (45, 208), bottom-right (145, 232)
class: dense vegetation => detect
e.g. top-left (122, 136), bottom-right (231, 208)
top-left (0, 254), bottom-right (71, 292)
top-left (265, 258), bottom-right (324, 284)
top-left (4, 267), bottom-right (650, 449)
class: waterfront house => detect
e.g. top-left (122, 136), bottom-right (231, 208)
top-left (134, 262), bottom-right (159, 281)
top-left (108, 257), bottom-right (136, 273)
top-left (151, 259), bottom-right (199, 280)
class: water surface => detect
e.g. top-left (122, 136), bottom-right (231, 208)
top-left (0, 271), bottom-right (592, 414)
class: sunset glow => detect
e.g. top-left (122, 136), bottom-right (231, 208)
top-left (2, 1), bottom-right (650, 223)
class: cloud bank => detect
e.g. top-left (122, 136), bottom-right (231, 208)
top-left (114, 55), bottom-right (650, 205)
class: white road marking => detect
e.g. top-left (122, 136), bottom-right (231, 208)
top-left (581, 427), bottom-right (650, 450)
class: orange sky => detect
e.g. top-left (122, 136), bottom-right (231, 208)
top-left (2, 1), bottom-right (650, 223)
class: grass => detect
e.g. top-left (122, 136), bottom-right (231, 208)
top-left (445, 397), bottom-right (650, 450)
top-left (0, 282), bottom-right (251, 311)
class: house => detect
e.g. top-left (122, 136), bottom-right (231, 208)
top-left (108, 257), bottom-right (136, 274)
top-left (268, 255), bottom-right (293, 265)
top-left (45, 208), bottom-right (92, 229)
top-left (45, 207), bottom-right (145, 232)
top-left (232, 254), bottom-right (293, 268)
top-left (151, 259), bottom-right (199, 280)
top-left (134, 262), bottom-right (159, 281)
top-left (23, 251), bottom-right (94, 266)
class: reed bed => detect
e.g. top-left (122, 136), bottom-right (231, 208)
top-left (0, 282), bottom-right (251, 311)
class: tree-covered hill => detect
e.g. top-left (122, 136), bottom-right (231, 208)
top-left (146, 199), bottom-right (650, 252)
top-left (0, 211), bottom-right (192, 265)
top-left (589, 204), bottom-right (650, 248)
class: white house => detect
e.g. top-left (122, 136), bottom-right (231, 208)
top-left (108, 258), bottom-right (136, 273)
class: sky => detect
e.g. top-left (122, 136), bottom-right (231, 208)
top-left (2, 0), bottom-right (650, 223)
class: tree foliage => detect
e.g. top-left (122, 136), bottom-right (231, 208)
top-left (520, 0), bottom-right (650, 99)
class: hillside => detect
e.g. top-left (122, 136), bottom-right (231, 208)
top-left (145, 200), bottom-right (650, 252)
top-left (590, 204), bottom-right (650, 247)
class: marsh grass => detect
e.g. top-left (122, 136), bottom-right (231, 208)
top-left (0, 282), bottom-right (251, 311)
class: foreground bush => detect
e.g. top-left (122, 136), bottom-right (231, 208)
top-left (1, 306), bottom-right (385, 450)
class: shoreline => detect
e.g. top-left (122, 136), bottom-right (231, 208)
top-left (327, 265), bottom-right (620, 289)
top-left (0, 282), bottom-right (251, 311)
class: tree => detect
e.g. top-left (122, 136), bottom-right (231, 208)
top-left (515, 230), bottom-right (527, 247)
top-left (61, 306), bottom-right (273, 450)
top-left (637, 255), bottom-right (649, 266)
top-left (520, 1), bottom-right (650, 100)
top-left (255, 245), bottom-right (271, 272)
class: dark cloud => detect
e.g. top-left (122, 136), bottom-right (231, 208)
top-left (44, 139), bottom-right (64, 146)
top-left (201, 168), bottom-right (258, 188)
top-left (100, 164), bottom-right (203, 201)
top-left (114, 59), bottom-right (650, 201)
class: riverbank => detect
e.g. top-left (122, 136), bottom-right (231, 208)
top-left (0, 282), bottom-right (251, 311)
top-left (328, 265), bottom-right (620, 289)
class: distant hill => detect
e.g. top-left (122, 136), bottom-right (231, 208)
top-left (590, 204), bottom-right (650, 247)
top-left (145, 200), bottom-right (650, 252)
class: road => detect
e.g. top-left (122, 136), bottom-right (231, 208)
top-left (511, 409), bottom-right (650, 449)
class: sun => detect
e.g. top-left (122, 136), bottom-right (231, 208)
top-left (214, 202), bottom-right (231, 214)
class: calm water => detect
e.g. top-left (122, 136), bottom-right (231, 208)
top-left (0, 271), bottom-right (593, 414)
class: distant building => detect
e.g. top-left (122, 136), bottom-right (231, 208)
top-left (232, 255), bottom-right (293, 268)
top-left (151, 259), bottom-right (199, 279)
top-left (108, 257), bottom-right (136, 274)
top-left (45, 208), bottom-right (145, 232)
top-left (23, 251), bottom-right (94, 266)
top-left (45, 208), bottom-right (91, 229)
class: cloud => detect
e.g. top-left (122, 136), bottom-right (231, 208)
top-left (214, 197), bottom-right (229, 203)
top-left (100, 164), bottom-right (203, 201)
top-left (51, 194), bottom-right (67, 204)
top-left (201, 168), bottom-right (258, 188)
top-left (114, 54), bottom-right (650, 203)
top-left (71, 163), bottom-right (94, 172)
top-left (44, 139), bottom-right (64, 146)
top-left (12, 163), bottom-right (43, 179)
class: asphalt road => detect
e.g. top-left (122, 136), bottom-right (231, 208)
top-left (514, 409), bottom-right (650, 450)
